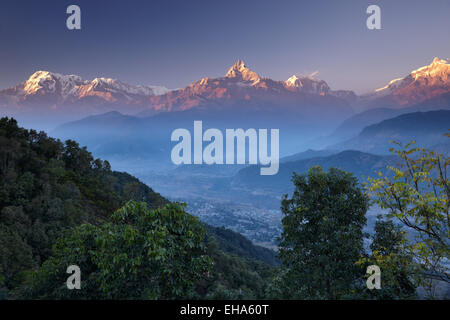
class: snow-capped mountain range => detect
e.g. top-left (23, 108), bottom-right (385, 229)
top-left (0, 60), bottom-right (357, 115)
top-left (0, 57), bottom-right (449, 126)
top-left (138, 59), bottom-right (357, 115)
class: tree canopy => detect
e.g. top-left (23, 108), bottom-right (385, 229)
top-left (277, 167), bottom-right (368, 299)
top-left (23, 201), bottom-right (212, 299)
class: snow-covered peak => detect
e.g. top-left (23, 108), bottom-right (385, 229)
top-left (231, 59), bottom-right (246, 71)
top-left (285, 75), bottom-right (301, 87)
top-left (24, 71), bottom-right (55, 94)
top-left (89, 77), bottom-right (168, 96)
top-left (23, 71), bottom-right (86, 97)
top-left (373, 57), bottom-right (449, 97)
top-left (285, 74), bottom-right (330, 94)
top-left (431, 57), bottom-right (449, 65)
top-left (21, 71), bottom-right (169, 99)
top-left (148, 85), bottom-right (171, 96)
top-left (225, 59), bottom-right (261, 82)
top-left (411, 57), bottom-right (449, 80)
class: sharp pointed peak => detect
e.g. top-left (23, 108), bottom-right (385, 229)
top-left (231, 59), bottom-right (246, 69)
top-left (285, 75), bottom-right (301, 87)
top-left (226, 59), bottom-right (248, 73)
top-left (225, 59), bottom-right (260, 81)
top-left (431, 57), bottom-right (450, 65)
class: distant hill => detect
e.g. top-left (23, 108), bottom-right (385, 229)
top-left (233, 150), bottom-right (396, 196)
top-left (281, 149), bottom-right (338, 163)
top-left (331, 108), bottom-right (406, 141)
top-left (53, 105), bottom-right (344, 165)
top-left (332, 97), bottom-right (450, 142)
top-left (332, 110), bottom-right (450, 154)
top-left (52, 111), bottom-right (173, 167)
top-left (205, 225), bottom-right (279, 266)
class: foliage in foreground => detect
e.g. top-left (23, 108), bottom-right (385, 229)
top-left (368, 140), bottom-right (449, 295)
top-left (357, 216), bottom-right (417, 299)
top-left (21, 201), bottom-right (275, 300)
top-left (22, 201), bottom-right (212, 299)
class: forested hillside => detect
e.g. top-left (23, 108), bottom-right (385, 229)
top-left (0, 117), bottom-right (276, 299)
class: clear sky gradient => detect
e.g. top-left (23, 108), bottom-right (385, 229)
top-left (1, 0), bottom-right (449, 93)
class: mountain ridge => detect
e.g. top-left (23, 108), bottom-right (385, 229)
top-left (232, 149), bottom-right (397, 196)
top-left (362, 57), bottom-right (450, 109)
top-left (0, 70), bottom-right (169, 105)
top-left (138, 59), bottom-right (356, 116)
top-left (2, 57), bottom-right (448, 116)
top-left (331, 110), bottom-right (450, 154)
top-left (2, 57), bottom-right (448, 134)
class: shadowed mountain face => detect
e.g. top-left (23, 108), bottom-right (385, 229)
top-left (331, 108), bottom-right (407, 142)
top-left (232, 150), bottom-right (397, 196)
top-left (331, 97), bottom-right (450, 143)
top-left (331, 110), bottom-right (450, 154)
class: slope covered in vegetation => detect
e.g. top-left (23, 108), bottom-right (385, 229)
top-left (0, 117), bottom-right (275, 299)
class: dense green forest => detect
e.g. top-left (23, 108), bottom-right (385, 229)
top-left (0, 117), bottom-right (448, 299)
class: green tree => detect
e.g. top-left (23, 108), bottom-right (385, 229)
top-left (22, 201), bottom-right (213, 299)
top-left (367, 141), bottom-right (449, 293)
top-left (278, 167), bottom-right (368, 299)
top-left (357, 216), bottom-right (417, 299)
top-left (194, 236), bottom-right (273, 300)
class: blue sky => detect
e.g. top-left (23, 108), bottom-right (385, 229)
top-left (1, 0), bottom-right (449, 93)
